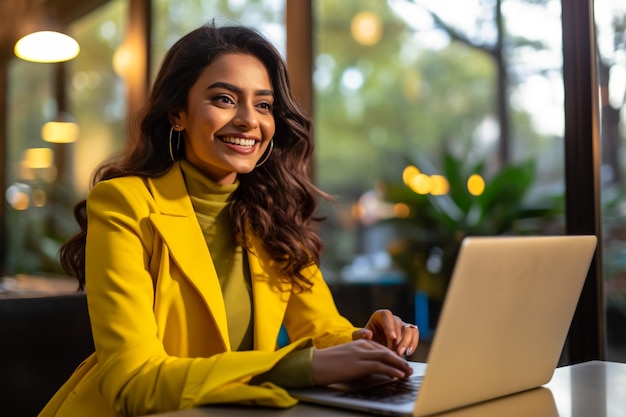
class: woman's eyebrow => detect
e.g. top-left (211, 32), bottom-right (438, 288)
top-left (207, 81), bottom-right (274, 97)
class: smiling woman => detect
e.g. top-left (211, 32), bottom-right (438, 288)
top-left (37, 23), bottom-right (418, 417)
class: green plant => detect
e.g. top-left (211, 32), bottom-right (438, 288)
top-left (379, 150), bottom-right (563, 300)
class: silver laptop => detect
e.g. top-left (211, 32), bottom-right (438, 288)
top-left (290, 235), bottom-right (597, 416)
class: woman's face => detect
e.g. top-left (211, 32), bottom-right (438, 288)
top-left (176, 53), bottom-right (276, 184)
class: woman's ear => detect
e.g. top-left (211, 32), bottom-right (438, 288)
top-left (168, 111), bottom-right (184, 129)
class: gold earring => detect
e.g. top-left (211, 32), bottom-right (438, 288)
top-left (169, 126), bottom-right (181, 162)
top-left (255, 139), bottom-right (274, 168)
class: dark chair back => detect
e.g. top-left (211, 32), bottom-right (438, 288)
top-left (0, 293), bottom-right (94, 417)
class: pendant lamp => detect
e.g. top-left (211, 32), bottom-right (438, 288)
top-left (41, 112), bottom-right (80, 143)
top-left (14, 30), bottom-right (80, 63)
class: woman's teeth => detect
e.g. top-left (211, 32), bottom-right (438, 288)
top-left (221, 136), bottom-right (255, 147)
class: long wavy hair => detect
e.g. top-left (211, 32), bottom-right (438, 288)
top-left (60, 23), bottom-right (329, 290)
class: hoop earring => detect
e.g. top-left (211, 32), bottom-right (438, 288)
top-left (169, 126), bottom-right (181, 162)
top-left (255, 138), bottom-right (274, 168)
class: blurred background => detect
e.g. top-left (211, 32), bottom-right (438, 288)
top-left (0, 0), bottom-right (624, 363)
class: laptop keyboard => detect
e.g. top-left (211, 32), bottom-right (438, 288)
top-left (338, 375), bottom-right (423, 404)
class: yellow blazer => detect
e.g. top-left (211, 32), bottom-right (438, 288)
top-left (39, 163), bottom-right (357, 417)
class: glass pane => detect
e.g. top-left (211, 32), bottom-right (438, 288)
top-left (151, 0), bottom-right (286, 80)
top-left (69, 0), bottom-right (127, 197)
top-left (314, 0), bottom-right (565, 335)
top-left (3, 0), bottom-right (126, 276)
top-left (595, 0), bottom-right (626, 362)
top-left (5, 62), bottom-right (56, 274)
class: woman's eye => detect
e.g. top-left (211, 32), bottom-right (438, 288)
top-left (213, 95), bottom-right (234, 105)
top-left (258, 102), bottom-right (273, 112)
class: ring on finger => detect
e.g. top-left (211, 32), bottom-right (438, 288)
top-left (403, 324), bottom-right (418, 329)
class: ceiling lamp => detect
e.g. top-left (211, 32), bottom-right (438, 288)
top-left (41, 113), bottom-right (80, 143)
top-left (14, 31), bottom-right (80, 63)
top-left (22, 148), bottom-right (55, 169)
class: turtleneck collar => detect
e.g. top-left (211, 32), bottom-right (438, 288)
top-left (179, 159), bottom-right (239, 221)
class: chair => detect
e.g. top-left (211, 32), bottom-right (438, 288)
top-left (0, 292), bottom-right (94, 416)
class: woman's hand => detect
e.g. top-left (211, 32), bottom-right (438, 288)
top-left (311, 339), bottom-right (413, 386)
top-left (352, 309), bottom-right (419, 357)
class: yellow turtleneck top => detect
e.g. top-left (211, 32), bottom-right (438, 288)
top-left (181, 159), bottom-right (253, 351)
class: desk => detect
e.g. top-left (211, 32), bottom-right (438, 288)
top-left (143, 361), bottom-right (626, 417)
top-left (0, 274), bottom-right (77, 298)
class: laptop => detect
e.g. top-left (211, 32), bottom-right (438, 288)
top-left (289, 235), bottom-right (597, 416)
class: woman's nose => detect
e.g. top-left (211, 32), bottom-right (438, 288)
top-left (233, 103), bottom-right (259, 129)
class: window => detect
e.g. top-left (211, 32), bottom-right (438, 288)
top-left (4, 0), bottom-right (126, 276)
top-left (314, 0), bottom-right (565, 333)
top-left (5, 61), bottom-right (56, 273)
top-left (151, 0), bottom-right (286, 78)
top-left (0, 0), bottom-right (612, 363)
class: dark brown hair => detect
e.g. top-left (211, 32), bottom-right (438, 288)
top-left (60, 23), bottom-right (328, 290)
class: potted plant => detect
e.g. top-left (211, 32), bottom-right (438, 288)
top-left (378, 150), bottom-right (563, 334)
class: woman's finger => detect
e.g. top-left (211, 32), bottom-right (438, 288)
top-left (367, 309), bottom-right (398, 348)
top-left (396, 323), bottom-right (419, 357)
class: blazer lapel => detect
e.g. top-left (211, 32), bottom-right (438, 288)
top-left (147, 163), bottom-right (231, 351)
top-left (247, 235), bottom-right (292, 352)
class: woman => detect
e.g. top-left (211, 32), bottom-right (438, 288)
top-left (39, 23), bottom-right (418, 417)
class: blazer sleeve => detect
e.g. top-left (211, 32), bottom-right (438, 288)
top-left (282, 263), bottom-right (360, 348)
top-left (84, 179), bottom-right (312, 416)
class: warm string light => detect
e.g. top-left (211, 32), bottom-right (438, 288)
top-left (467, 174), bottom-right (486, 196)
top-left (402, 165), bottom-right (484, 196)
top-left (353, 164), bottom-right (484, 224)
top-left (351, 11), bottom-right (383, 46)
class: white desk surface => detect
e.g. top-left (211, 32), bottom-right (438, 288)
top-left (143, 360), bottom-right (626, 417)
